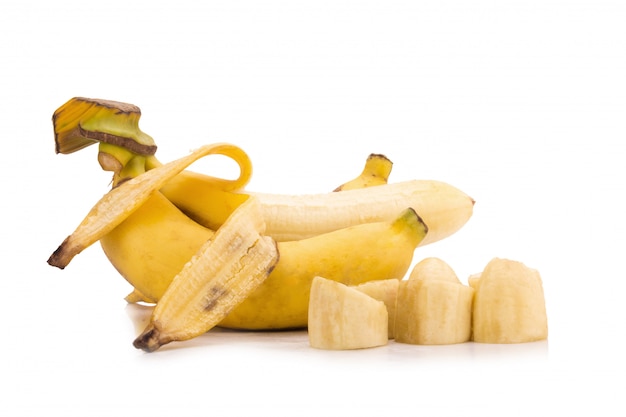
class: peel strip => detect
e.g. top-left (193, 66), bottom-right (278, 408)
top-left (48, 143), bottom-right (249, 269)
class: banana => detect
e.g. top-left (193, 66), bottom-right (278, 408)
top-left (133, 197), bottom-right (279, 352)
top-left (103, 199), bottom-right (426, 329)
top-left (48, 97), bottom-right (472, 334)
top-left (158, 170), bottom-right (473, 245)
top-left (219, 207), bottom-right (427, 329)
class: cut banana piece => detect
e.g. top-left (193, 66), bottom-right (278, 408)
top-left (467, 273), bottom-right (481, 290)
top-left (308, 276), bottom-right (388, 350)
top-left (353, 279), bottom-right (400, 339)
top-left (409, 257), bottom-right (462, 284)
top-left (472, 258), bottom-right (548, 344)
top-left (133, 197), bottom-right (279, 352)
top-left (395, 280), bottom-right (474, 345)
top-left (395, 258), bottom-right (473, 345)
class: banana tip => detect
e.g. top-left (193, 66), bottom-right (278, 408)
top-left (47, 241), bottom-right (71, 269)
top-left (133, 325), bottom-right (168, 353)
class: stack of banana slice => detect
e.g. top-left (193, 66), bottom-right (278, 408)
top-left (47, 97), bottom-right (545, 352)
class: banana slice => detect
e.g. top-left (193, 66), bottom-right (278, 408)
top-left (472, 258), bottom-right (548, 343)
top-left (353, 279), bottom-right (400, 339)
top-left (409, 256), bottom-right (462, 284)
top-left (308, 276), bottom-right (388, 350)
top-left (395, 257), bottom-right (473, 345)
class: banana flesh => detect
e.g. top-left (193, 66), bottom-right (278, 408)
top-left (133, 197), bottom-right (279, 352)
top-left (472, 258), bottom-right (548, 343)
top-left (253, 180), bottom-right (472, 244)
top-left (160, 174), bottom-right (473, 245)
top-left (395, 279), bottom-right (474, 345)
top-left (395, 257), bottom-right (473, 345)
top-left (352, 279), bottom-right (400, 339)
top-left (308, 276), bottom-right (388, 350)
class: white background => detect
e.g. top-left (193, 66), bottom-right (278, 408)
top-left (1, 1), bottom-right (625, 416)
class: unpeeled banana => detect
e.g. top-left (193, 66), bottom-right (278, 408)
top-left (219, 207), bottom-right (427, 329)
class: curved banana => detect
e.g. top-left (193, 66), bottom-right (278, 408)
top-left (158, 171), bottom-right (473, 245)
top-left (102, 196), bottom-right (426, 329)
top-left (220, 207), bottom-right (427, 329)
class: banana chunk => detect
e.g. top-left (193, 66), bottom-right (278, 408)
top-left (353, 279), bottom-right (400, 339)
top-left (409, 257), bottom-right (462, 284)
top-left (395, 258), bottom-right (474, 345)
top-left (308, 276), bottom-right (388, 350)
top-left (472, 258), bottom-right (548, 344)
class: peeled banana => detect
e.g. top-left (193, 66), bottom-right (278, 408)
top-left (159, 171), bottom-right (473, 245)
top-left (308, 276), bottom-right (388, 350)
top-left (472, 258), bottom-right (548, 343)
top-left (219, 207), bottom-right (427, 329)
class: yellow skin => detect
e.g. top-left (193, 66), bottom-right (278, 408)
top-left (220, 208), bottom-right (426, 329)
top-left (332, 153), bottom-right (393, 191)
top-left (100, 191), bottom-right (215, 303)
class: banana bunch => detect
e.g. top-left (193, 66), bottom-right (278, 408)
top-left (48, 97), bottom-right (475, 350)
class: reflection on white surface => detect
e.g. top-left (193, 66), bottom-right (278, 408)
top-left (124, 302), bottom-right (549, 361)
